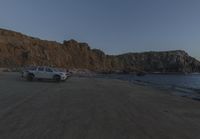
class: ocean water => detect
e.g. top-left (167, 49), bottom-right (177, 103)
top-left (97, 74), bottom-right (200, 101)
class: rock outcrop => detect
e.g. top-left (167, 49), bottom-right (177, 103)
top-left (0, 28), bottom-right (200, 73)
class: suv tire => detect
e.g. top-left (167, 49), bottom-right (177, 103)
top-left (27, 73), bottom-right (34, 81)
top-left (53, 75), bottom-right (61, 82)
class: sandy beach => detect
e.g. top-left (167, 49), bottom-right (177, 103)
top-left (0, 72), bottom-right (199, 139)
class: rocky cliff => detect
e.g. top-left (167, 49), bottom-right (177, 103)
top-left (0, 28), bottom-right (200, 73)
top-left (117, 50), bottom-right (200, 73)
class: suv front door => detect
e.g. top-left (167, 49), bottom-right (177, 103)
top-left (45, 67), bottom-right (54, 79)
top-left (36, 66), bottom-right (46, 79)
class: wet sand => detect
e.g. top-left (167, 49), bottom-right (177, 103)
top-left (0, 72), bottom-right (200, 139)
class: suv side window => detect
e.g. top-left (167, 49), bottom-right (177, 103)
top-left (46, 68), bottom-right (53, 72)
top-left (38, 67), bottom-right (44, 71)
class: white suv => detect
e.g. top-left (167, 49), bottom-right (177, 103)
top-left (22, 66), bottom-right (69, 82)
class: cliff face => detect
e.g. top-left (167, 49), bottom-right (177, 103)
top-left (0, 28), bottom-right (200, 73)
top-left (0, 28), bottom-right (114, 72)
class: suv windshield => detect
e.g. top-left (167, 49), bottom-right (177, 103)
top-left (54, 68), bottom-right (65, 72)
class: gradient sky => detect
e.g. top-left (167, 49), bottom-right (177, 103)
top-left (0, 0), bottom-right (200, 59)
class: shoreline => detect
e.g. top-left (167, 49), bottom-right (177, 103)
top-left (95, 73), bottom-right (200, 102)
top-left (1, 70), bottom-right (200, 101)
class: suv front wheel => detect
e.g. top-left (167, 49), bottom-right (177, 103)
top-left (27, 73), bottom-right (34, 81)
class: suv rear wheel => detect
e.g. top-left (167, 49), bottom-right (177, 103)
top-left (53, 75), bottom-right (61, 82)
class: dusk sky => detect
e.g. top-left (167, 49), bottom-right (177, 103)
top-left (0, 0), bottom-right (200, 59)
